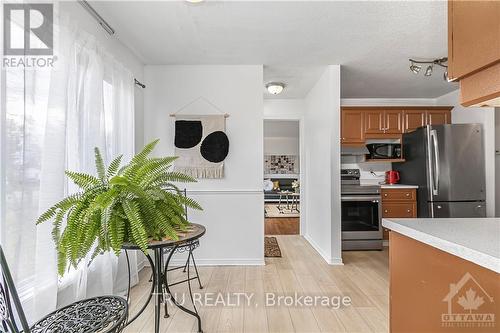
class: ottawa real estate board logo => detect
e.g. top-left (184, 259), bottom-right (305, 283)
top-left (441, 272), bottom-right (495, 328)
top-left (3, 3), bottom-right (55, 68)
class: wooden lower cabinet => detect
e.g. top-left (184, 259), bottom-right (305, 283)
top-left (382, 188), bottom-right (417, 240)
top-left (389, 232), bottom-right (499, 332)
top-left (383, 202), bottom-right (417, 218)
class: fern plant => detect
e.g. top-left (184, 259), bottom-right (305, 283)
top-left (37, 139), bottom-right (202, 276)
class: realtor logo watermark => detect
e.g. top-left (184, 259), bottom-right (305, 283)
top-left (3, 3), bottom-right (56, 68)
top-left (152, 292), bottom-right (352, 309)
top-left (441, 272), bottom-right (495, 328)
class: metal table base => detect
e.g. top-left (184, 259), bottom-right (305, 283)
top-left (123, 224), bottom-right (206, 333)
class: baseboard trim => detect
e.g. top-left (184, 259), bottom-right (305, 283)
top-left (186, 190), bottom-right (263, 195)
top-left (329, 257), bottom-right (344, 265)
top-left (303, 234), bottom-right (343, 265)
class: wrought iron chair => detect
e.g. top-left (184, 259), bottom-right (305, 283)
top-left (0, 246), bottom-right (128, 333)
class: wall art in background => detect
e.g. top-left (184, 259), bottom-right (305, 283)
top-left (174, 115), bottom-right (229, 178)
top-left (264, 155), bottom-right (298, 174)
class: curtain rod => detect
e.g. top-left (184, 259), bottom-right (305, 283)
top-left (134, 78), bottom-right (146, 89)
top-left (78, 0), bottom-right (115, 35)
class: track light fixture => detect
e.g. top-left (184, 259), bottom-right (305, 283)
top-left (424, 65), bottom-right (433, 76)
top-left (408, 57), bottom-right (448, 80)
top-left (409, 62), bottom-right (421, 74)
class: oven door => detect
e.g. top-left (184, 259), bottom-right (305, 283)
top-left (341, 195), bottom-right (382, 240)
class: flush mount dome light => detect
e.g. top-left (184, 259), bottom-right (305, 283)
top-left (266, 82), bottom-right (285, 95)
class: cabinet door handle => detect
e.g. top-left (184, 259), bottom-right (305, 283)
top-left (384, 193), bottom-right (388, 197)
top-left (384, 209), bottom-right (388, 213)
top-left (405, 193), bottom-right (410, 197)
top-left (407, 209), bottom-right (411, 213)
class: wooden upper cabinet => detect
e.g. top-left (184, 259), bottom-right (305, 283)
top-left (448, 0), bottom-right (500, 106)
top-left (448, 0), bottom-right (500, 80)
top-left (403, 110), bottom-right (426, 133)
top-left (364, 110), bottom-right (385, 134)
top-left (384, 110), bottom-right (403, 134)
top-left (427, 109), bottom-right (451, 126)
top-left (341, 109), bottom-right (365, 145)
top-left (341, 107), bottom-right (452, 144)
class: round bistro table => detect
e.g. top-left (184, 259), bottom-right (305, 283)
top-left (122, 223), bottom-right (206, 333)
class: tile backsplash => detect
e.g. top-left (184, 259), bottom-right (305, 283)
top-left (341, 155), bottom-right (391, 182)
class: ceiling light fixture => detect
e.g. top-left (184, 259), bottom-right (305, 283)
top-left (408, 57), bottom-right (448, 80)
top-left (266, 82), bottom-right (285, 95)
top-left (424, 65), bottom-right (433, 76)
top-left (409, 62), bottom-right (421, 74)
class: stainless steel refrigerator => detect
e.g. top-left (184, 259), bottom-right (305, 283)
top-left (394, 124), bottom-right (486, 218)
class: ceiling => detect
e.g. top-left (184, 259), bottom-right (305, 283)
top-left (264, 120), bottom-right (299, 138)
top-left (89, 0), bottom-right (457, 99)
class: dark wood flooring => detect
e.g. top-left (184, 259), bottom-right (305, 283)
top-left (264, 217), bottom-right (300, 235)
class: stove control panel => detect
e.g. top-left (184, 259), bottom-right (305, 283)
top-left (341, 169), bottom-right (360, 177)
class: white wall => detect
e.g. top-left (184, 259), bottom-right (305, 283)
top-left (263, 100), bottom-right (304, 159)
top-left (264, 137), bottom-right (299, 155)
top-left (263, 119), bottom-right (300, 155)
top-left (144, 65), bottom-right (264, 265)
top-left (264, 99), bottom-right (305, 119)
top-left (304, 66), bottom-right (342, 264)
top-left (436, 90), bottom-right (496, 217)
top-left (60, 1), bottom-right (145, 151)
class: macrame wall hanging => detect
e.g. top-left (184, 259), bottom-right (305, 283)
top-left (170, 97), bottom-right (230, 179)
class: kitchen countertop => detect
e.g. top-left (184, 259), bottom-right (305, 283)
top-left (380, 184), bottom-right (419, 189)
top-left (382, 218), bottom-right (500, 273)
top-left (359, 180), bottom-right (418, 189)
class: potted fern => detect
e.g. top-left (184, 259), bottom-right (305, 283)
top-left (37, 139), bottom-right (202, 275)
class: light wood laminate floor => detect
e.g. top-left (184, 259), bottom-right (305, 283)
top-left (124, 236), bottom-right (389, 333)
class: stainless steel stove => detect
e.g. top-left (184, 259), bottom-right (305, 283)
top-left (341, 169), bottom-right (382, 250)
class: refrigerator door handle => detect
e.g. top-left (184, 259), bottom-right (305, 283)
top-left (430, 129), bottom-right (440, 196)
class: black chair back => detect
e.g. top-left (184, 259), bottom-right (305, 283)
top-left (0, 246), bottom-right (31, 333)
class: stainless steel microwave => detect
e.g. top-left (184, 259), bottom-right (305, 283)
top-left (366, 143), bottom-right (401, 159)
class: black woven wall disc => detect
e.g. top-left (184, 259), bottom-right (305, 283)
top-left (174, 120), bottom-right (203, 149)
top-left (200, 131), bottom-right (229, 163)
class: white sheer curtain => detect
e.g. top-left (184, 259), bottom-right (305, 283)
top-left (1, 19), bottom-right (138, 323)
